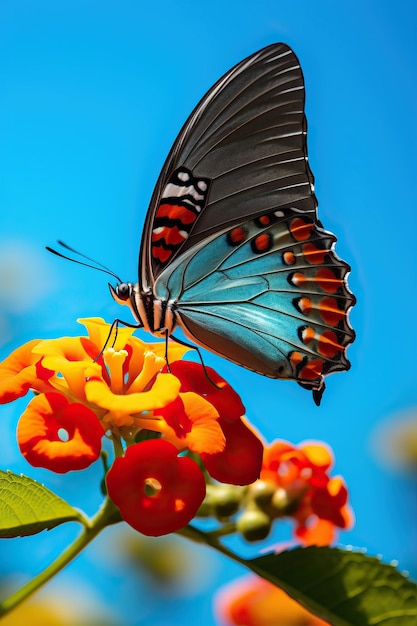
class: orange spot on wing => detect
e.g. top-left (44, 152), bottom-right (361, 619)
top-left (318, 331), bottom-right (344, 358)
top-left (319, 297), bottom-right (345, 326)
top-left (258, 215), bottom-right (271, 225)
top-left (290, 351), bottom-right (304, 367)
top-left (291, 272), bottom-right (306, 287)
top-left (290, 218), bottom-right (314, 241)
top-left (315, 269), bottom-right (343, 293)
top-left (228, 227), bottom-right (247, 245)
top-left (300, 358), bottom-right (324, 380)
top-left (152, 225), bottom-right (187, 246)
top-left (253, 233), bottom-right (272, 252)
top-left (283, 251), bottom-right (296, 265)
top-left (302, 243), bottom-right (327, 264)
top-left (298, 297), bottom-right (312, 315)
top-left (302, 327), bottom-right (316, 344)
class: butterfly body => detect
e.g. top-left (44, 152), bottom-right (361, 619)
top-left (111, 43), bottom-right (355, 404)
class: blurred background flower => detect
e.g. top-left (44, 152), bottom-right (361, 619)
top-left (215, 574), bottom-right (330, 626)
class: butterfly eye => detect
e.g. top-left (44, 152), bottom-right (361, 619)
top-left (115, 282), bottom-right (132, 301)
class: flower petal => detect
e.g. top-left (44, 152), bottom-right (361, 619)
top-left (87, 370), bottom-right (180, 412)
top-left (202, 418), bottom-right (264, 486)
top-left (17, 392), bottom-right (104, 473)
top-left (34, 336), bottom-right (107, 400)
top-left (149, 340), bottom-right (191, 363)
top-left (300, 441), bottom-right (334, 471)
top-left (295, 517), bottom-right (337, 547)
top-left (156, 392), bottom-right (225, 455)
top-left (77, 317), bottom-right (136, 352)
top-left (166, 362), bottom-right (245, 422)
top-left (0, 340), bottom-right (54, 403)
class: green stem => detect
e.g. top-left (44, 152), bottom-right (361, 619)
top-left (177, 524), bottom-right (248, 568)
top-left (206, 522), bottom-right (237, 539)
top-left (0, 497), bottom-right (121, 617)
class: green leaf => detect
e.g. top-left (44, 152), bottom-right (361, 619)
top-left (250, 546), bottom-right (417, 626)
top-left (0, 470), bottom-right (85, 537)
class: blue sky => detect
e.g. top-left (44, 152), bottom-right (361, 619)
top-left (1, 1), bottom-right (416, 624)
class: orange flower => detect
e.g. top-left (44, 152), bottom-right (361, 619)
top-left (260, 440), bottom-right (353, 545)
top-left (0, 318), bottom-right (261, 536)
top-left (0, 339), bottom-right (54, 404)
top-left (153, 393), bottom-right (225, 455)
top-left (17, 392), bottom-right (104, 473)
top-left (216, 574), bottom-right (330, 626)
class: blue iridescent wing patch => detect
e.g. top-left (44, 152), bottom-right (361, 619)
top-left (155, 205), bottom-right (354, 403)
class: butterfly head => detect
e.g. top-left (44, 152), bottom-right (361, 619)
top-left (109, 281), bottom-right (154, 335)
top-left (108, 281), bottom-right (137, 313)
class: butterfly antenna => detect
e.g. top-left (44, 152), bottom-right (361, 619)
top-left (46, 240), bottom-right (123, 283)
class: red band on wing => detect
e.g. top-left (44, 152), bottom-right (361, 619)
top-left (156, 203), bottom-right (199, 225)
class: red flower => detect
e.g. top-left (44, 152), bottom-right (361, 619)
top-left (106, 439), bottom-right (206, 536)
top-left (166, 362), bottom-right (245, 422)
top-left (169, 362), bottom-right (263, 485)
top-left (17, 392), bottom-right (105, 473)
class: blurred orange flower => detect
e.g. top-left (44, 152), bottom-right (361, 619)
top-left (260, 440), bottom-right (353, 545)
top-left (216, 574), bottom-right (330, 626)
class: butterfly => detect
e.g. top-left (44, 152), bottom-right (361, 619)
top-left (110, 43), bottom-right (356, 405)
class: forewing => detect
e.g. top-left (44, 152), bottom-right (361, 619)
top-left (140, 43), bottom-right (314, 288)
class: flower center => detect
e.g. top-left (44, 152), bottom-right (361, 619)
top-left (144, 477), bottom-right (162, 497)
top-left (57, 427), bottom-right (69, 442)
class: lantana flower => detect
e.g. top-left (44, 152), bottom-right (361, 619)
top-left (0, 318), bottom-right (263, 536)
top-left (259, 440), bottom-right (353, 545)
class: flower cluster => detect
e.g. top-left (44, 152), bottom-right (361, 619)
top-left (258, 440), bottom-right (353, 545)
top-left (0, 318), bottom-right (353, 544)
top-left (0, 318), bottom-right (263, 536)
top-left (200, 440), bottom-right (353, 546)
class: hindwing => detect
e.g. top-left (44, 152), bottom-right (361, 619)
top-left (154, 207), bottom-right (355, 401)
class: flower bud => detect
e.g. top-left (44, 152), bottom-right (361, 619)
top-left (270, 487), bottom-right (296, 516)
top-left (248, 480), bottom-right (276, 510)
top-left (236, 507), bottom-right (271, 542)
top-left (211, 484), bottom-right (245, 520)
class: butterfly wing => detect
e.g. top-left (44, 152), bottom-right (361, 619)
top-left (140, 43), bottom-right (315, 291)
top-left (154, 205), bottom-right (355, 403)
top-left (139, 43), bottom-right (355, 401)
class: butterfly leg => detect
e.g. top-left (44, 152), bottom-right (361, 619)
top-left (169, 333), bottom-right (222, 389)
top-left (94, 318), bottom-right (143, 362)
